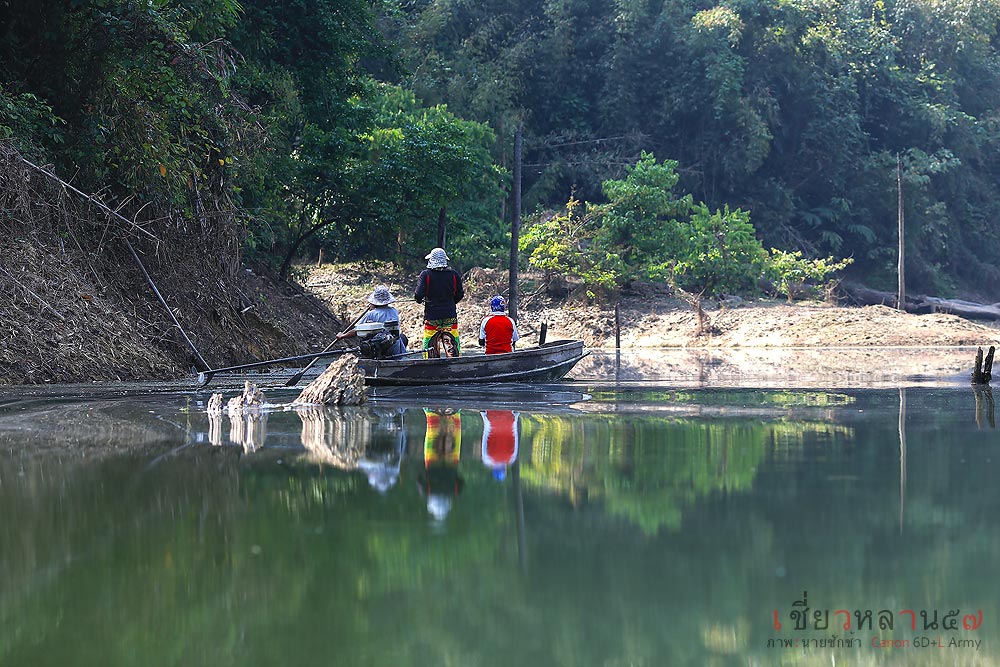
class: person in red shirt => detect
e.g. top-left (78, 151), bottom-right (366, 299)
top-left (478, 295), bottom-right (520, 354)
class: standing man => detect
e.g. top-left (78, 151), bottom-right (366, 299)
top-left (414, 247), bottom-right (464, 357)
top-left (478, 295), bottom-right (520, 354)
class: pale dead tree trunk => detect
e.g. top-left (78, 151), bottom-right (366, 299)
top-left (897, 153), bottom-right (906, 311)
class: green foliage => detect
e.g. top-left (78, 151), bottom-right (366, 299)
top-left (9, 0), bottom-right (1000, 298)
top-left (390, 0), bottom-right (1000, 298)
top-left (0, 87), bottom-right (64, 150)
top-left (0, 0), bottom-right (255, 261)
top-left (344, 84), bottom-right (506, 268)
top-left (593, 151), bottom-right (692, 282)
top-left (522, 152), bottom-right (850, 298)
top-left (664, 203), bottom-right (769, 296)
top-left (764, 249), bottom-right (854, 302)
top-left (519, 195), bottom-right (622, 296)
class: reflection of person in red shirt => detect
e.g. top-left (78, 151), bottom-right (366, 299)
top-left (480, 410), bottom-right (519, 481)
top-left (478, 295), bottom-right (520, 354)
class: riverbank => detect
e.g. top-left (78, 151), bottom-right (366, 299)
top-left (0, 236), bottom-right (341, 385)
top-left (303, 263), bottom-right (1000, 351)
top-left (4, 253), bottom-right (1000, 386)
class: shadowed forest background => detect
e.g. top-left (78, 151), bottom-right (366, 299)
top-left (3, 0), bottom-right (1000, 336)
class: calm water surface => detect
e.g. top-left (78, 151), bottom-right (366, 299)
top-left (1, 366), bottom-right (998, 666)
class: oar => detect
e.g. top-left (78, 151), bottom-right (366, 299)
top-left (283, 306), bottom-right (370, 386)
top-left (196, 347), bottom-right (360, 387)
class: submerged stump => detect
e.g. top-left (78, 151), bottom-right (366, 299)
top-left (971, 345), bottom-right (995, 385)
top-left (294, 354), bottom-right (367, 406)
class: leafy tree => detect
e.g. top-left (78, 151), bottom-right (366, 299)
top-left (664, 203), bottom-right (769, 296)
top-left (519, 195), bottom-right (623, 296)
top-left (593, 152), bottom-right (692, 283)
top-left (522, 152), bottom-right (851, 298)
top-left (226, 0), bottom-right (388, 275)
top-left (336, 84), bottom-right (507, 269)
top-left (764, 248), bottom-right (853, 302)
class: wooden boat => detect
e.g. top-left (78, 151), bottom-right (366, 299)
top-left (356, 339), bottom-right (588, 386)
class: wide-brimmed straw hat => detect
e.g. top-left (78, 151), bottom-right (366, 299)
top-left (368, 284), bottom-right (396, 306)
top-left (425, 247), bottom-right (449, 269)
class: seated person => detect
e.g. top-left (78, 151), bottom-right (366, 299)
top-left (478, 295), bottom-right (520, 354)
top-left (336, 285), bottom-right (408, 358)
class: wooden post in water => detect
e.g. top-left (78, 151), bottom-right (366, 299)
top-left (614, 302), bottom-right (622, 382)
top-left (614, 302), bottom-right (621, 349)
top-left (508, 122), bottom-right (523, 322)
top-left (897, 153), bottom-right (906, 311)
top-left (538, 321), bottom-right (547, 346)
top-left (972, 345), bottom-right (995, 384)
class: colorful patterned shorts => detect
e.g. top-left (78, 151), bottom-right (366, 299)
top-left (422, 317), bottom-right (460, 356)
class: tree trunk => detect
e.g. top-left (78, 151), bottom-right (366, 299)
top-left (508, 122), bottom-right (523, 321)
top-left (437, 205), bottom-right (447, 249)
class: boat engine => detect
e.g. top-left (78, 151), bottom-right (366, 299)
top-left (359, 329), bottom-right (398, 359)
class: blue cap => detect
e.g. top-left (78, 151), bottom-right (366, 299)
top-left (490, 295), bottom-right (507, 313)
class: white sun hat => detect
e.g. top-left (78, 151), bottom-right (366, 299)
top-left (425, 247), bottom-right (449, 269)
top-left (368, 284), bottom-right (396, 306)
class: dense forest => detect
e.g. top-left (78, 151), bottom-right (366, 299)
top-left (3, 0), bottom-right (1000, 300)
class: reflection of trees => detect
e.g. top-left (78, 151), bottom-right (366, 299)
top-left (5, 395), bottom-right (1000, 667)
top-left (520, 414), bottom-right (851, 535)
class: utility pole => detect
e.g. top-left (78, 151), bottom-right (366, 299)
top-left (508, 122), bottom-right (523, 321)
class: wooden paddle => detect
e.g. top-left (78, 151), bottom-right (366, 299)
top-left (284, 306), bottom-right (370, 386)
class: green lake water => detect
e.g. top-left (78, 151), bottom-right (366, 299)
top-left (1, 373), bottom-right (999, 666)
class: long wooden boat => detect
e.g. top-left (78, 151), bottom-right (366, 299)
top-left (356, 339), bottom-right (588, 386)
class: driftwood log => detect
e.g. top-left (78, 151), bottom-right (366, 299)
top-left (841, 282), bottom-right (1000, 321)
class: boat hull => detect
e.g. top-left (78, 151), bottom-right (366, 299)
top-left (357, 340), bottom-right (587, 386)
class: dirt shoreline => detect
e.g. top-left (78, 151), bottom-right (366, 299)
top-left (292, 263), bottom-right (1000, 386)
top-left (4, 256), bottom-right (1000, 386)
top-left (304, 264), bottom-right (1000, 351)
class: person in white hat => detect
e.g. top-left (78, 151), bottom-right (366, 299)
top-left (336, 284), bottom-right (408, 356)
top-left (414, 247), bottom-right (465, 357)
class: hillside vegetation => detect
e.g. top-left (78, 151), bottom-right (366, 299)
top-left (3, 0), bottom-right (1000, 382)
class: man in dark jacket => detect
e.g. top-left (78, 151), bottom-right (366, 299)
top-left (414, 247), bottom-right (464, 357)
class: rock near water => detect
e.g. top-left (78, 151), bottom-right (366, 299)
top-left (294, 355), bottom-right (367, 405)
